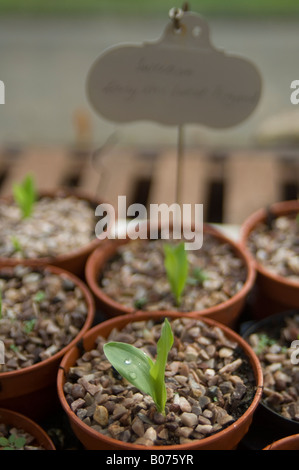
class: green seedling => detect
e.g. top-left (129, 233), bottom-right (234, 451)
top-left (256, 333), bottom-right (276, 355)
top-left (9, 344), bottom-right (19, 353)
top-left (193, 267), bottom-right (209, 283)
top-left (23, 318), bottom-right (36, 334)
top-left (163, 242), bottom-right (189, 306)
top-left (13, 174), bottom-right (37, 219)
top-left (33, 290), bottom-right (46, 303)
top-left (10, 235), bottom-right (23, 254)
top-left (104, 318), bottom-right (174, 415)
top-left (0, 434), bottom-right (26, 450)
top-left (187, 267), bottom-right (209, 286)
top-left (134, 297), bottom-right (148, 310)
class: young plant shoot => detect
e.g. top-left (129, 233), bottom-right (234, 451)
top-left (13, 174), bottom-right (37, 219)
top-left (163, 242), bottom-right (189, 306)
top-left (0, 434), bottom-right (27, 450)
top-left (10, 235), bottom-right (23, 254)
top-left (103, 318), bottom-right (174, 415)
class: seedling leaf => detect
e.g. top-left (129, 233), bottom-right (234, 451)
top-left (0, 437), bottom-right (9, 447)
top-left (10, 235), bottom-right (23, 253)
top-left (104, 318), bottom-right (174, 414)
top-left (33, 291), bottom-right (46, 303)
top-left (149, 318), bottom-right (174, 414)
top-left (103, 341), bottom-right (154, 398)
top-left (0, 434), bottom-right (26, 450)
top-left (163, 242), bottom-right (189, 306)
top-left (134, 297), bottom-right (148, 310)
top-left (23, 318), bottom-right (37, 334)
top-left (192, 267), bottom-right (209, 283)
top-left (13, 436), bottom-right (26, 449)
top-left (13, 174), bottom-right (37, 219)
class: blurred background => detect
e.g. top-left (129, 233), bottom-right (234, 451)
top-left (0, 0), bottom-right (298, 225)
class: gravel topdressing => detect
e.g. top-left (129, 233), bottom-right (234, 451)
top-left (0, 422), bottom-right (45, 450)
top-left (64, 317), bottom-right (257, 447)
top-left (0, 195), bottom-right (95, 259)
top-left (0, 265), bottom-right (89, 372)
top-left (248, 314), bottom-right (299, 423)
top-left (100, 235), bottom-right (247, 312)
top-left (246, 213), bottom-right (299, 281)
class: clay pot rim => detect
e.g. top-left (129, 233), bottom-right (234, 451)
top-left (0, 407), bottom-right (55, 450)
top-left (85, 223), bottom-right (256, 318)
top-left (0, 263), bottom-right (95, 379)
top-left (57, 310), bottom-right (264, 451)
top-left (242, 309), bottom-right (299, 430)
top-left (240, 199), bottom-right (299, 289)
top-left (0, 188), bottom-right (104, 266)
top-left (264, 433), bottom-right (299, 450)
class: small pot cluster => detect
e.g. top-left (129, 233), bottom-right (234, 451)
top-left (0, 195), bottom-right (95, 259)
top-left (246, 213), bottom-right (299, 281)
top-left (100, 234), bottom-right (247, 312)
top-left (64, 317), bottom-right (256, 447)
top-left (0, 423), bottom-right (45, 450)
top-left (0, 265), bottom-right (88, 372)
top-left (248, 314), bottom-right (299, 422)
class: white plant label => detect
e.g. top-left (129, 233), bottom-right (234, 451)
top-left (87, 12), bottom-right (262, 128)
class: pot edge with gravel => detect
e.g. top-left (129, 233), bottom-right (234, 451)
top-left (0, 264), bottom-right (95, 419)
top-left (243, 309), bottom-right (299, 437)
top-left (57, 311), bottom-right (263, 451)
top-left (85, 224), bottom-right (256, 327)
top-left (240, 200), bottom-right (299, 309)
top-left (0, 408), bottom-right (55, 450)
top-left (0, 182), bottom-right (105, 276)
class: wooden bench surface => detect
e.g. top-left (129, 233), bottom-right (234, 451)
top-left (0, 144), bottom-right (297, 225)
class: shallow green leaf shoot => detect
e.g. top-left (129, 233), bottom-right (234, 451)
top-left (163, 242), bottom-right (189, 306)
top-left (103, 318), bottom-right (174, 414)
top-left (13, 174), bottom-right (37, 219)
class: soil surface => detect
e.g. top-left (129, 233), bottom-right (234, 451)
top-left (64, 317), bottom-right (257, 447)
top-left (0, 265), bottom-right (88, 372)
top-left (247, 213), bottom-right (299, 281)
top-left (0, 195), bottom-right (95, 259)
top-left (100, 235), bottom-right (247, 312)
top-left (248, 313), bottom-right (299, 422)
top-left (0, 423), bottom-right (45, 450)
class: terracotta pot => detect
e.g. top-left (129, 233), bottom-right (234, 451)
top-left (57, 311), bottom-right (263, 450)
top-left (0, 264), bottom-right (95, 420)
top-left (0, 408), bottom-right (55, 450)
top-left (240, 200), bottom-right (299, 313)
top-left (0, 188), bottom-right (105, 278)
top-left (264, 434), bottom-right (299, 450)
top-left (85, 224), bottom-right (255, 327)
top-left (242, 310), bottom-right (299, 444)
